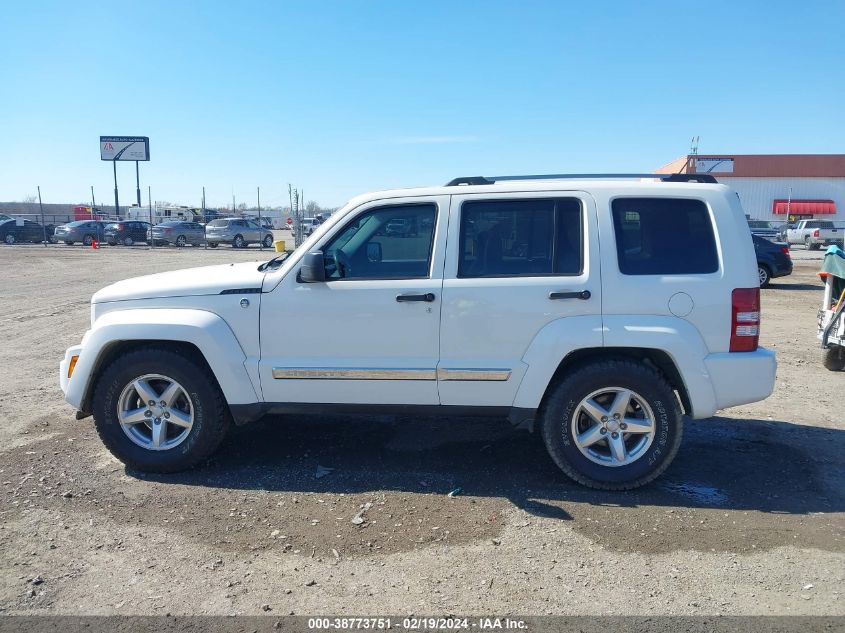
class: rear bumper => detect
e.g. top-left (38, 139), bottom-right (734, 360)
top-left (704, 347), bottom-right (776, 412)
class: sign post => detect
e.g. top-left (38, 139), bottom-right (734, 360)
top-left (100, 136), bottom-right (150, 217)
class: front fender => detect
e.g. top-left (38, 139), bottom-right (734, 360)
top-left (63, 308), bottom-right (259, 411)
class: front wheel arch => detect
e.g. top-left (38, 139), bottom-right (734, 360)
top-left (82, 340), bottom-right (219, 415)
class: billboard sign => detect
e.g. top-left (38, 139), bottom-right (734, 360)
top-left (100, 136), bottom-right (150, 161)
top-left (695, 157), bottom-right (734, 173)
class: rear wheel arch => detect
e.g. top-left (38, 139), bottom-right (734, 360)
top-left (540, 347), bottom-right (692, 417)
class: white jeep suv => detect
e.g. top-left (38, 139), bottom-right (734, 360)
top-left (60, 173), bottom-right (776, 490)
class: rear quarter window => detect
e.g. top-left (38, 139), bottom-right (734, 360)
top-left (611, 198), bottom-right (718, 275)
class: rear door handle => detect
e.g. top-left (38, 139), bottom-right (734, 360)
top-left (396, 293), bottom-right (436, 303)
top-left (549, 290), bottom-right (591, 301)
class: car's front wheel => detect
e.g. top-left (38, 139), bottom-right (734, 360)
top-left (123, 236), bottom-right (134, 246)
top-left (263, 234), bottom-right (274, 248)
top-left (233, 234), bottom-right (245, 248)
top-left (4, 234), bottom-right (15, 245)
top-left (175, 235), bottom-right (187, 247)
top-left (83, 234), bottom-right (94, 246)
top-left (822, 347), bottom-right (845, 371)
top-left (541, 359), bottom-right (683, 490)
top-left (92, 347), bottom-right (231, 472)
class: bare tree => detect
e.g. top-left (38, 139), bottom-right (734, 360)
top-left (22, 195), bottom-right (37, 204)
top-left (305, 200), bottom-right (321, 215)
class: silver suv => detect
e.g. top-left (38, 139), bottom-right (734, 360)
top-left (206, 218), bottom-right (275, 248)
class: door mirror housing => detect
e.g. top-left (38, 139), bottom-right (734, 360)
top-left (299, 251), bottom-right (326, 283)
top-left (366, 241), bottom-right (383, 263)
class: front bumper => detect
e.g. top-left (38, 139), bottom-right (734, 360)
top-left (704, 347), bottom-right (776, 412)
top-left (59, 344), bottom-right (84, 403)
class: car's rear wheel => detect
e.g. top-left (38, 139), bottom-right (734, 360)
top-left (758, 264), bottom-right (771, 288)
top-left (263, 234), bottom-right (274, 248)
top-left (4, 234), bottom-right (15, 245)
top-left (83, 234), bottom-right (94, 246)
top-left (175, 235), bottom-right (187, 247)
top-left (541, 359), bottom-right (683, 490)
top-left (822, 347), bottom-right (845, 371)
top-left (92, 347), bottom-right (231, 472)
top-left (233, 234), bottom-right (245, 248)
top-left (124, 236), bottom-right (134, 246)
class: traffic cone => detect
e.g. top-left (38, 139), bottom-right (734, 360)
top-left (92, 239), bottom-right (98, 249)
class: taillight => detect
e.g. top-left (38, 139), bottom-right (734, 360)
top-left (813, 229), bottom-right (820, 238)
top-left (730, 288), bottom-right (760, 352)
top-left (781, 246), bottom-right (791, 258)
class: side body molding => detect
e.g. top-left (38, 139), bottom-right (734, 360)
top-left (64, 308), bottom-right (259, 411)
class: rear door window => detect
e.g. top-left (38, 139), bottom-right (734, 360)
top-left (611, 197), bottom-right (718, 275)
top-left (458, 198), bottom-right (582, 277)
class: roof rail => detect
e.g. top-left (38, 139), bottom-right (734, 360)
top-left (444, 173), bottom-right (718, 186)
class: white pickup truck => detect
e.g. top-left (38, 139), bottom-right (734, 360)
top-left (60, 173), bottom-right (776, 490)
top-left (786, 220), bottom-right (843, 250)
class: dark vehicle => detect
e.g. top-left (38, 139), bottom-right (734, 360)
top-left (0, 218), bottom-right (50, 244)
top-left (747, 220), bottom-right (779, 239)
top-left (53, 220), bottom-right (108, 246)
top-left (753, 234), bottom-right (793, 288)
top-left (147, 221), bottom-right (206, 247)
top-left (105, 221), bottom-right (151, 246)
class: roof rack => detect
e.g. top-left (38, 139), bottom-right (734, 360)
top-left (444, 173), bottom-right (718, 186)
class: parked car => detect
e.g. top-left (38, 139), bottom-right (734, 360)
top-left (747, 220), bottom-right (779, 240)
top-left (53, 220), bottom-right (108, 246)
top-left (147, 221), bottom-right (206, 247)
top-left (105, 221), bottom-right (151, 246)
top-left (60, 172), bottom-right (776, 490)
top-left (0, 218), bottom-right (50, 244)
top-left (205, 218), bottom-right (274, 248)
top-left (299, 217), bottom-right (322, 236)
top-left (752, 235), bottom-right (792, 287)
top-left (786, 220), bottom-right (844, 250)
top-left (385, 218), bottom-right (418, 236)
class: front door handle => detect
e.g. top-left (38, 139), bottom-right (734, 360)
top-left (549, 290), bottom-right (591, 301)
top-left (396, 293), bottom-right (436, 303)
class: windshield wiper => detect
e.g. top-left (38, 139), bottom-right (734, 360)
top-left (258, 251), bottom-right (290, 272)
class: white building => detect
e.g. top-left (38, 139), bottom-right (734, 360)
top-left (657, 154), bottom-right (845, 224)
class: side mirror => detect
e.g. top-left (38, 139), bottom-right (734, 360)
top-left (367, 241), bottom-right (383, 263)
top-left (299, 251), bottom-right (326, 283)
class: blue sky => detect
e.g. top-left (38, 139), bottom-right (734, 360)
top-left (1, 1), bottom-right (843, 209)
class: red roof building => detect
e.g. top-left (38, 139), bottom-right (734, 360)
top-left (656, 154), bottom-right (845, 223)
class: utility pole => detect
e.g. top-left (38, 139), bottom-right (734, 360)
top-left (112, 160), bottom-right (120, 217)
top-left (135, 161), bottom-right (141, 207)
top-left (148, 186), bottom-right (154, 250)
top-left (37, 186), bottom-right (47, 246)
top-left (232, 193), bottom-right (236, 214)
top-left (258, 186), bottom-right (263, 250)
top-left (91, 185), bottom-right (96, 209)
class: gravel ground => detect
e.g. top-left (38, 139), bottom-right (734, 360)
top-left (0, 244), bottom-right (842, 616)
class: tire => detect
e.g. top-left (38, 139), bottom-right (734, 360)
top-left (263, 234), bottom-right (274, 248)
top-left (107, 240), bottom-right (117, 246)
top-left (540, 359), bottom-right (683, 490)
top-left (4, 234), bottom-right (15, 245)
top-left (822, 347), bottom-right (845, 371)
top-left (92, 347), bottom-right (231, 473)
top-left (83, 234), bottom-right (94, 246)
top-left (233, 234), bottom-right (245, 248)
top-left (175, 235), bottom-right (187, 247)
top-left (65, 241), bottom-right (74, 246)
top-left (810, 243), bottom-right (821, 251)
top-left (758, 264), bottom-right (771, 288)
top-left (123, 236), bottom-right (134, 246)
top-left (208, 243), bottom-right (218, 248)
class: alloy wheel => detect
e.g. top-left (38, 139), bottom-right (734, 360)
top-left (117, 374), bottom-right (194, 451)
top-left (570, 387), bottom-right (656, 467)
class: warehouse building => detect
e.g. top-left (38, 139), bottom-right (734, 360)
top-left (656, 154), bottom-right (845, 224)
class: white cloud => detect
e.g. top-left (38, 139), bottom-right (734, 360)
top-left (390, 135), bottom-right (480, 145)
